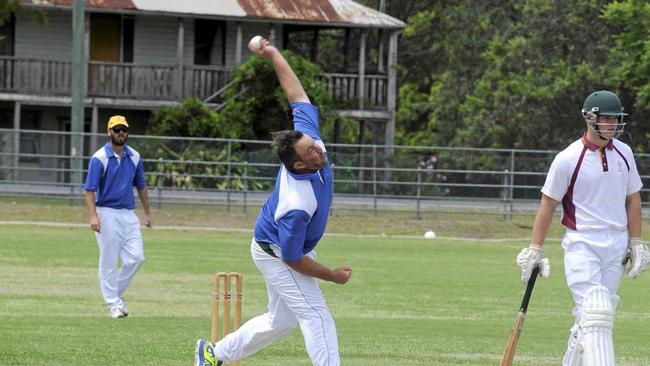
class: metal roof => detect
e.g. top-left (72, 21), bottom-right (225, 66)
top-left (21, 0), bottom-right (405, 29)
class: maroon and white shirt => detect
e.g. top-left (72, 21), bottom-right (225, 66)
top-left (542, 133), bottom-right (643, 231)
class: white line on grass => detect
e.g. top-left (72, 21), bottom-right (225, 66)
top-left (0, 220), bottom-right (562, 242)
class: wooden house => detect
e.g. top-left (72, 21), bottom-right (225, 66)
top-left (0, 0), bottom-right (404, 183)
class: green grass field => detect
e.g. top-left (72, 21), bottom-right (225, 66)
top-left (1, 199), bottom-right (650, 365)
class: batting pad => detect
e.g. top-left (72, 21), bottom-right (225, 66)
top-left (562, 323), bottom-right (582, 366)
top-left (579, 286), bottom-right (615, 366)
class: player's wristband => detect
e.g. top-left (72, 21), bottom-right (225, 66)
top-left (630, 237), bottom-right (643, 246)
top-left (528, 243), bottom-right (543, 253)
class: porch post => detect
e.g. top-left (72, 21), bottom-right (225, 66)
top-left (343, 29), bottom-right (351, 72)
top-left (176, 17), bottom-right (185, 99)
top-left (311, 29), bottom-right (319, 61)
top-left (269, 24), bottom-right (276, 45)
top-left (377, 30), bottom-right (385, 73)
top-left (235, 22), bottom-right (242, 65)
top-left (12, 101), bottom-right (20, 180)
top-left (378, 0), bottom-right (386, 73)
top-left (385, 30), bottom-right (399, 151)
top-left (358, 119), bottom-right (366, 193)
top-left (83, 12), bottom-right (89, 95)
top-left (358, 30), bottom-right (367, 111)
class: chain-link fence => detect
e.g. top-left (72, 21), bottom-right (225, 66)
top-left (2, 128), bottom-right (650, 218)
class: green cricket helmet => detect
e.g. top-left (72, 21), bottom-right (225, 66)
top-left (581, 90), bottom-right (627, 139)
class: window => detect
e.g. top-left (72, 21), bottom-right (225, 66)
top-left (0, 14), bottom-right (15, 56)
top-left (122, 16), bottom-right (134, 63)
top-left (194, 19), bottom-right (226, 66)
top-left (284, 25), bottom-right (320, 62)
top-left (90, 13), bottom-right (135, 62)
top-left (19, 111), bottom-right (40, 163)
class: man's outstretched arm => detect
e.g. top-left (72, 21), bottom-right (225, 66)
top-left (284, 255), bottom-right (352, 284)
top-left (248, 36), bottom-right (309, 104)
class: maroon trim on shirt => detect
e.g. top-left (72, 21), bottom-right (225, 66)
top-left (561, 145), bottom-right (588, 230)
top-left (581, 132), bottom-right (613, 151)
top-left (599, 148), bottom-right (608, 172)
top-left (612, 145), bottom-right (630, 171)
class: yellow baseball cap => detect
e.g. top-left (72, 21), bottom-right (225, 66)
top-left (108, 115), bottom-right (129, 129)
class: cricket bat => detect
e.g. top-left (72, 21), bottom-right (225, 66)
top-left (499, 266), bottom-right (540, 366)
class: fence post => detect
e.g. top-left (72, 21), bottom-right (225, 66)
top-left (157, 157), bottom-right (163, 209)
top-left (358, 137), bottom-right (364, 195)
top-left (416, 167), bottom-right (421, 219)
top-left (226, 140), bottom-right (232, 212)
top-left (12, 128), bottom-right (19, 181)
top-left (243, 161), bottom-right (248, 213)
top-left (502, 169), bottom-right (509, 220)
top-left (373, 145), bottom-right (377, 216)
top-left (509, 149), bottom-right (515, 219)
top-left (175, 18), bottom-right (184, 99)
top-left (330, 164), bottom-right (335, 216)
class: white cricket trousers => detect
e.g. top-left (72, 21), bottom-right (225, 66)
top-left (95, 207), bottom-right (145, 309)
top-left (562, 229), bottom-right (627, 313)
top-left (213, 239), bottom-right (340, 366)
top-left (561, 230), bottom-right (627, 366)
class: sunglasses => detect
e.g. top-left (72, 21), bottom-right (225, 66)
top-left (111, 127), bottom-right (129, 134)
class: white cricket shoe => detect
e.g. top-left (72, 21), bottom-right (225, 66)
top-left (110, 307), bottom-right (126, 319)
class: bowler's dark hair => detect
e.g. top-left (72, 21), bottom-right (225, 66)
top-left (271, 130), bottom-right (304, 172)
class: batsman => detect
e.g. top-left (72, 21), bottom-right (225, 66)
top-left (515, 90), bottom-right (650, 366)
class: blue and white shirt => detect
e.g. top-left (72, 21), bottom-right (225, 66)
top-left (254, 102), bottom-right (334, 261)
top-left (83, 142), bottom-right (147, 209)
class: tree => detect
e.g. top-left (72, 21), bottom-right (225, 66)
top-left (213, 50), bottom-right (333, 141)
top-left (147, 98), bottom-right (220, 137)
top-left (602, 0), bottom-right (650, 151)
top-left (144, 51), bottom-right (334, 190)
top-left (396, 2), bottom-right (521, 147)
top-left (458, 0), bottom-right (616, 149)
top-left (0, 0), bottom-right (46, 41)
top-left (147, 51), bottom-right (333, 141)
top-left (391, 0), bottom-right (646, 151)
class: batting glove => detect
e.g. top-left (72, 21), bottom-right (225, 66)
top-left (626, 237), bottom-right (650, 279)
top-left (516, 244), bottom-right (550, 284)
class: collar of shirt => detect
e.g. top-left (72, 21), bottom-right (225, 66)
top-left (581, 132), bottom-right (613, 151)
top-left (286, 167), bottom-right (324, 182)
top-left (103, 142), bottom-right (132, 158)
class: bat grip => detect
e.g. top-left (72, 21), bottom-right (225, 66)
top-left (519, 265), bottom-right (540, 313)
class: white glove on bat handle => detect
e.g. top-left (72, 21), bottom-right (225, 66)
top-left (516, 244), bottom-right (550, 284)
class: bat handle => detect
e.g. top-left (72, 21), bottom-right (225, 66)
top-left (520, 265), bottom-right (540, 313)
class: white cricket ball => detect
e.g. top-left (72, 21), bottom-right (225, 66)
top-left (424, 230), bottom-right (436, 239)
top-left (249, 35), bottom-right (263, 50)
